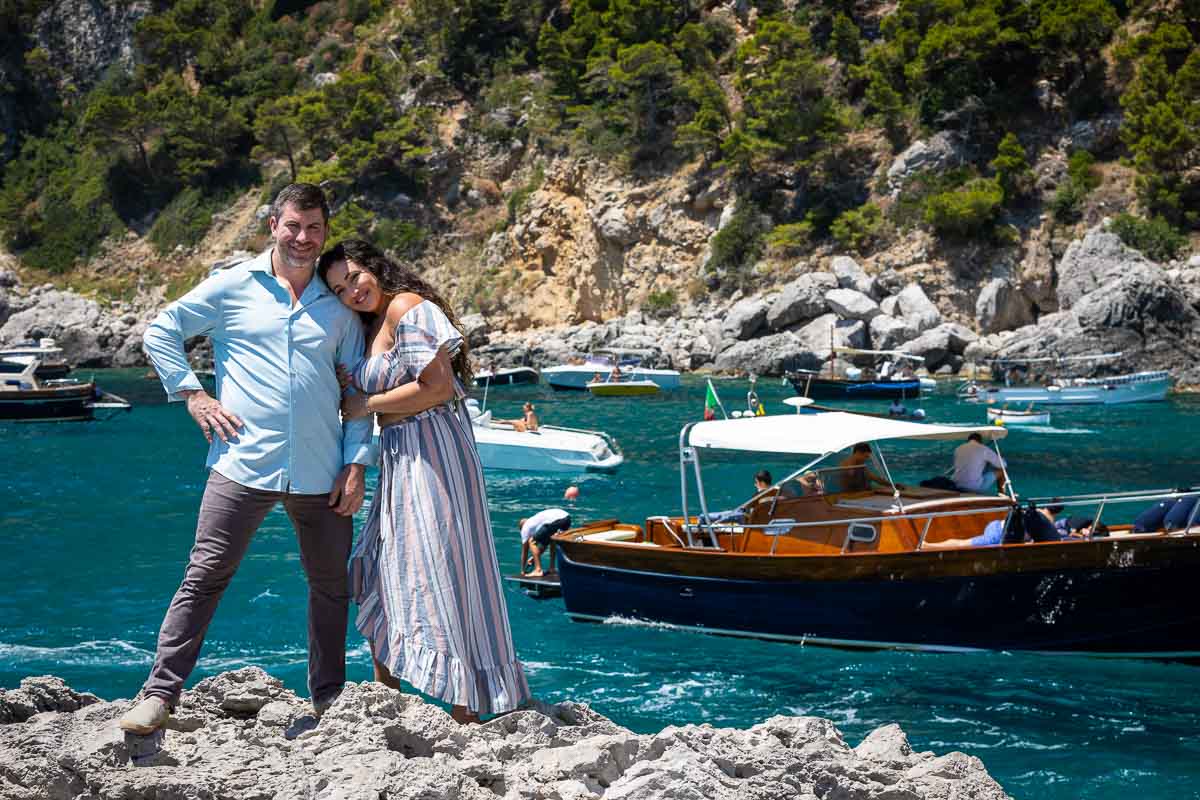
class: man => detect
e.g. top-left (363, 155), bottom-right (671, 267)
top-left (118, 184), bottom-right (372, 735)
top-left (953, 432), bottom-right (1006, 493)
top-left (839, 443), bottom-right (886, 491)
top-left (519, 508), bottom-right (572, 577)
top-left (754, 470), bottom-right (772, 492)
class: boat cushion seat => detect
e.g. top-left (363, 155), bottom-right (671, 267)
top-left (582, 529), bottom-right (640, 542)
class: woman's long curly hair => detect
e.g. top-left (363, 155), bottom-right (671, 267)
top-left (318, 238), bottom-right (473, 387)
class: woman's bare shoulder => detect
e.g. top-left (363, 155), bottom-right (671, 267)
top-left (384, 292), bottom-right (426, 324)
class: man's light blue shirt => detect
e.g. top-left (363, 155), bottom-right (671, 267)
top-left (143, 248), bottom-right (372, 494)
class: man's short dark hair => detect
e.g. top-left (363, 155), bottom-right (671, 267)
top-left (271, 183), bottom-right (330, 223)
top-left (755, 469), bottom-right (772, 486)
top-left (968, 432), bottom-right (983, 443)
top-left (853, 442), bottom-right (872, 454)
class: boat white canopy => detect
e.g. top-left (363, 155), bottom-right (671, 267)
top-left (685, 411), bottom-right (1006, 455)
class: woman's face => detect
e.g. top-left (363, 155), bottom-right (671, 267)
top-left (325, 259), bottom-right (385, 314)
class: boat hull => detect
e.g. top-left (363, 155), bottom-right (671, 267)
top-left (0, 384), bottom-right (96, 422)
top-left (543, 365), bottom-right (682, 391)
top-left (979, 374), bottom-right (1171, 405)
top-left (986, 408), bottom-right (1050, 425)
top-left (588, 381), bottom-right (659, 397)
top-left (789, 376), bottom-right (923, 400)
top-left (556, 536), bottom-right (1200, 656)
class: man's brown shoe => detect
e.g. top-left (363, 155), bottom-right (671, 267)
top-left (117, 697), bottom-right (170, 735)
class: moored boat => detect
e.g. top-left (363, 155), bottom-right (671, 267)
top-left (0, 338), bottom-right (72, 380)
top-left (787, 347), bottom-right (927, 400)
top-left (973, 370), bottom-right (1171, 405)
top-left (473, 366), bottom-right (539, 388)
top-left (0, 360), bottom-right (131, 422)
top-left (542, 348), bottom-right (681, 391)
top-left (553, 410), bottom-right (1200, 657)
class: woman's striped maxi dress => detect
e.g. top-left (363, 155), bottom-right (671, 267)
top-left (349, 299), bottom-right (529, 715)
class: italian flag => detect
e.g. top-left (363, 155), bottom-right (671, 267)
top-left (704, 380), bottom-right (720, 420)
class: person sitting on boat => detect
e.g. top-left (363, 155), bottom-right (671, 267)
top-left (838, 443), bottom-right (886, 492)
top-left (609, 364), bottom-right (622, 382)
top-left (798, 471), bottom-right (825, 496)
top-left (887, 399), bottom-right (906, 417)
top-left (952, 433), bottom-right (1007, 493)
top-left (898, 363), bottom-right (915, 380)
top-left (519, 508), bottom-right (571, 577)
top-left (926, 506), bottom-right (1062, 549)
top-left (503, 402), bottom-right (540, 432)
top-left (754, 469), bottom-right (773, 493)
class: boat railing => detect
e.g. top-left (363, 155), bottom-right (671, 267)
top-left (1024, 487), bottom-right (1200, 537)
top-left (647, 516), bottom-right (688, 548)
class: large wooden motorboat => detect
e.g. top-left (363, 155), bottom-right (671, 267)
top-left (552, 411), bottom-right (1200, 657)
top-left (0, 360), bottom-right (130, 422)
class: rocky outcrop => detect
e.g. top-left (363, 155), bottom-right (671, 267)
top-left (975, 278), bottom-right (1035, 334)
top-left (0, 668), bottom-right (1010, 800)
top-left (885, 132), bottom-right (968, 192)
top-left (765, 272), bottom-right (836, 331)
top-left (34, 0), bottom-right (151, 93)
top-left (983, 226), bottom-right (1200, 383)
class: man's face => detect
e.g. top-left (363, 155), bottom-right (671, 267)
top-left (269, 202), bottom-right (327, 271)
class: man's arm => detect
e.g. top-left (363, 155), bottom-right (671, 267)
top-left (143, 275), bottom-right (243, 443)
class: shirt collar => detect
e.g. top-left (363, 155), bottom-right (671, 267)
top-left (252, 248), bottom-right (333, 300)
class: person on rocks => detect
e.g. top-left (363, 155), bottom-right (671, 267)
top-left (519, 508), bottom-right (572, 577)
top-left (120, 184), bottom-right (372, 736)
top-left (320, 238), bottom-right (530, 724)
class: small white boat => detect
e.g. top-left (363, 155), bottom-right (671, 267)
top-left (373, 400), bottom-right (624, 473)
top-left (473, 366), bottom-right (539, 388)
top-left (542, 348), bottom-right (681, 391)
top-left (986, 406), bottom-right (1050, 426)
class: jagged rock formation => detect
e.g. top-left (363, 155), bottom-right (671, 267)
top-left (0, 668), bottom-right (1011, 800)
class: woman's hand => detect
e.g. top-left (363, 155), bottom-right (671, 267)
top-left (341, 390), bottom-right (371, 420)
top-left (336, 364), bottom-right (355, 392)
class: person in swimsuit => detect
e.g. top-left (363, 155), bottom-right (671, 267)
top-left (320, 239), bottom-right (530, 724)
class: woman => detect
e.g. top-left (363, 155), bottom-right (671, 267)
top-left (318, 239), bottom-right (529, 723)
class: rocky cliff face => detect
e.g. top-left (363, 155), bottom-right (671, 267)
top-left (33, 0), bottom-right (150, 93)
top-left (0, 667), bottom-right (1011, 800)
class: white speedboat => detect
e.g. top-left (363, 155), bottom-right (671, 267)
top-left (542, 348), bottom-right (681, 391)
top-left (467, 400), bottom-right (624, 472)
top-left (373, 400), bottom-right (624, 473)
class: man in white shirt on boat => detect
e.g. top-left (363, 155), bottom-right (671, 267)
top-left (519, 508), bottom-right (572, 577)
top-left (953, 433), bottom-right (1007, 493)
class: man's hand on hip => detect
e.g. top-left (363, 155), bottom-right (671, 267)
top-left (184, 390), bottom-right (244, 444)
top-left (329, 464), bottom-right (366, 516)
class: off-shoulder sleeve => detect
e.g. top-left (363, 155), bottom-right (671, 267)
top-left (393, 300), bottom-right (464, 380)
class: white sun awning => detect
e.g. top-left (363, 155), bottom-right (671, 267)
top-left (685, 411), bottom-right (1006, 455)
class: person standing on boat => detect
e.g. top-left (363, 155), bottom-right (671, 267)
top-left (120, 184), bottom-right (372, 735)
top-left (520, 508), bottom-right (572, 578)
top-left (319, 238), bottom-right (530, 724)
top-left (952, 433), bottom-right (1007, 493)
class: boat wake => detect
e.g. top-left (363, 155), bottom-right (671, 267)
top-left (1023, 427), bottom-right (1097, 435)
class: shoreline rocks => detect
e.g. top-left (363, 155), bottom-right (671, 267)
top-left (0, 668), bottom-right (1011, 800)
top-left (2, 223), bottom-right (1198, 386)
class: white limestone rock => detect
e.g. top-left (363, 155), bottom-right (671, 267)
top-left (825, 288), bottom-right (881, 322)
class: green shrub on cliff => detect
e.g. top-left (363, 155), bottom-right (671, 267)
top-left (1108, 213), bottom-right (1188, 262)
top-left (923, 178), bottom-right (1004, 238)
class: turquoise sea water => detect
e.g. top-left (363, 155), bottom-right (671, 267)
top-left (3, 369), bottom-right (1200, 798)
